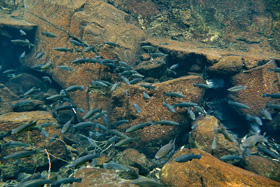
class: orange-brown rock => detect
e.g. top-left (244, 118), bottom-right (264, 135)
top-left (71, 167), bottom-right (138, 187)
top-left (207, 56), bottom-right (243, 76)
top-left (242, 155), bottom-right (280, 182)
top-left (189, 115), bottom-right (241, 158)
top-left (110, 75), bottom-right (205, 157)
top-left (22, 0), bottom-right (146, 117)
top-left (0, 84), bottom-right (19, 114)
top-left (160, 148), bottom-right (280, 187)
top-left (228, 60), bottom-right (280, 117)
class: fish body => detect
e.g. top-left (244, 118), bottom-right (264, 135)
top-left (115, 137), bottom-right (140, 147)
top-left (1, 141), bottom-right (30, 149)
top-left (187, 109), bottom-right (196, 120)
top-left (263, 93), bottom-right (280, 98)
top-left (83, 108), bottom-right (102, 120)
top-left (111, 82), bottom-right (121, 91)
top-left (211, 136), bottom-right (216, 150)
top-left (139, 83), bottom-right (156, 90)
top-left (57, 65), bottom-right (73, 71)
top-left (42, 76), bottom-right (52, 83)
top-left (214, 125), bottom-right (238, 144)
top-left (155, 139), bottom-right (176, 159)
top-left (111, 119), bottom-right (129, 128)
top-left (105, 41), bottom-right (120, 47)
top-left (228, 101), bottom-right (250, 109)
top-left (133, 102), bottom-right (141, 113)
top-left (84, 46), bottom-right (95, 52)
top-left (173, 102), bottom-right (198, 108)
top-left (126, 121), bottom-right (152, 133)
top-left (174, 153), bottom-right (202, 162)
top-left (61, 119), bottom-right (72, 133)
top-left (16, 177), bottom-right (57, 187)
top-left (227, 85), bottom-right (247, 92)
top-left (55, 104), bottom-right (77, 111)
top-left (164, 91), bottom-right (186, 98)
top-left (266, 102), bottom-right (280, 110)
top-left (73, 122), bottom-right (97, 128)
top-left (35, 52), bottom-right (45, 59)
top-left (70, 39), bottom-right (83, 46)
top-left (11, 39), bottom-right (34, 48)
top-left (130, 177), bottom-right (166, 187)
top-left (69, 153), bottom-right (99, 168)
top-left (143, 92), bottom-right (150, 100)
top-left (24, 87), bottom-right (41, 96)
top-left (103, 161), bottom-right (130, 171)
top-left (11, 121), bottom-right (36, 134)
top-left (4, 149), bottom-right (38, 159)
top-left (141, 45), bottom-right (156, 51)
top-left (65, 85), bottom-right (84, 92)
top-left (267, 68), bottom-right (280, 72)
top-left (42, 31), bottom-right (57, 37)
top-left (150, 52), bottom-right (168, 58)
top-left (193, 83), bottom-right (212, 89)
top-left (118, 61), bottom-right (132, 69)
top-left (261, 109), bottom-right (272, 120)
top-left (41, 59), bottom-right (52, 69)
top-left (19, 29), bottom-right (26, 35)
top-left (246, 114), bottom-right (263, 126)
top-left (242, 134), bottom-right (267, 148)
top-left (54, 47), bottom-right (73, 52)
top-left (90, 111), bottom-right (107, 120)
top-left (220, 155), bottom-right (242, 161)
top-left (108, 130), bottom-right (129, 139)
top-left (52, 177), bottom-right (82, 186)
top-left (154, 120), bottom-right (179, 126)
top-left (162, 102), bottom-right (176, 112)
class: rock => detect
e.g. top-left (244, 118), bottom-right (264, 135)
top-left (110, 75), bottom-right (205, 157)
top-left (22, 0), bottom-right (146, 118)
top-left (71, 167), bottom-right (137, 187)
top-left (0, 111), bottom-right (67, 179)
top-left (135, 59), bottom-right (167, 79)
top-left (189, 115), bottom-right (242, 158)
top-left (207, 56), bottom-right (244, 77)
top-left (241, 155), bottom-right (280, 182)
top-left (11, 99), bottom-right (45, 112)
top-left (0, 84), bottom-right (19, 114)
top-left (228, 60), bottom-right (280, 117)
top-left (160, 148), bottom-right (280, 187)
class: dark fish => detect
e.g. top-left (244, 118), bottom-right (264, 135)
top-left (214, 124), bottom-right (238, 144)
top-left (242, 134), bottom-right (267, 148)
top-left (130, 177), bottom-right (166, 187)
top-left (91, 80), bottom-right (108, 87)
top-left (55, 104), bottom-right (77, 111)
top-left (57, 65), bottom-right (73, 71)
top-left (129, 78), bottom-right (143, 85)
top-left (150, 52), bottom-right (168, 58)
top-left (83, 108), bottom-right (102, 120)
top-left (4, 149), bottom-right (38, 159)
top-left (155, 139), bottom-right (176, 159)
top-left (61, 119), bottom-right (72, 133)
top-left (164, 91), bottom-right (186, 98)
top-left (266, 102), bottom-right (280, 110)
top-left (141, 45), bottom-right (156, 51)
top-left (126, 121), bottom-right (152, 133)
top-left (154, 120), bottom-right (179, 126)
top-left (111, 119), bottom-right (129, 128)
top-left (71, 58), bottom-right (90, 64)
top-left (35, 52), bottom-right (45, 59)
top-left (228, 101), bottom-right (250, 109)
top-left (133, 102), bottom-right (141, 113)
top-left (121, 76), bottom-right (130, 85)
top-left (187, 109), bottom-right (196, 120)
top-left (118, 61), bottom-right (132, 69)
top-left (131, 73), bottom-right (145, 79)
top-left (162, 102), bottom-right (176, 113)
top-left (73, 122), bottom-right (97, 128)
top-left (174, 153), bottom-right (202, 162)
top-left (23, 87), bottom-right (41, 96)
top-left (267, 68), bottom-right (280, 72)
top-left (70, 39), bottom-right (82, 46)
top-left (11, 39), bottom-right (34, 48)
top-left (246, 114), bottom-right (263, 126)
top-left (42, 31), bottom-right (57, 37)
top-left (263, 93), bottom-right (280, 98)
top-left (52, 177), bottom-right (82, 186)
top-left (111, 82), bottom-right (121, 91)
top-left (193, 83), bottom-right (212, 89)
top-left (115, 137), bottom-right (140, 147)
top-left (220, 155), bottom-right (242, 161)
top-left (257, 146), bottom-right (279, 159)
top-left (42, 76), bottom-right (52, 83)
top-left (103, 161), bottom-right (130, 171)
top-left (46, 94), bottom-right (67, 101)
top-left (173, 102), bottom-right (198, 108)
top-left (69, 153), bottom-right (99, 168)
top-left (54, 47), bottom-right (73, 52)
top-left (3, 69), bottom-right (18, 74)
top-left (261, 109), bottom-right (272, 120)
top-left (1, 141), bottom-right (30, 149)
top-left (105, 41), bottom-right (120, 47)
top-left (139, 83), bottom-right (156, 90)
top-left (65, 85), bottom-right (84, 92)
top-left (84, 46), bottom-right (95, 52)
top-left (108, 130), bottom-right (129, 139)
top-left (16, 177), bottom-right (57, 187)
top-left (90, 111), bottom-right (107, 121)
top-left (40, 59), bottom-right (52, 69)
top-left (11, 121), bottom-right (36, 134)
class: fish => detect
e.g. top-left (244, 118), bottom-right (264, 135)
top-left (70, 39), bottom-right (83, 46)
top-left (53, 47), bottom-right (73, 52)
top-left (143, 92), bottom-right (150, 100)
top-left (227, 85), bottom-right (247, 92)
top-left (19, 29), bottom-right (26, 35)
top-left (170, 64), bottom-right (179, 70)
top-left (46, 94), bottom-right (67, 101)
top-left (61, 118), bottom-right (72, 133)
top-left (187, 109), bottom-right (196, 120)
top-left (126, 121), bottom-right (152, 133)
top-left (19, 51), bottom-right (26, 58)
top-left (55, 104), bottom-right (77, 111)
top-left (257, 146), bottom-right (279, 159)
top-left (11, 39), bottom-right (34, 48)
top-left (263, 93), bottom-right (280, 98)
top-left (91, 80), bottom-right (108, 87)
top-left (150, 52), bottom-right (168, 58)
top-left (83, 108), bottom-right (102, 120)
top-left (3, 69), bottom-right (18, 74)
top-left (220, 155), bottom-right (242, 161)
top-left (214, 124), bottom-right (238, 144)
top-left (193, 83), bottom-right (212, 89)
top-left (35, 52), bottom-right (45, 59)
top-left (194, 105), bottom-right (206, 116)
top-left (130, 177), bottom-right (166, 187)
top-left (1, 141), bottom-right (30, 149)
top-left (42, 76), bottom-right (52, 83)
top-left (191, 123), bottom-right (198, 130)
top-left (23, 87), bottom-right (41, 96)
top-left (174, 153), bottom-right (202, 162)
top-left (16, 177), bottom-right (57, 187)
top-left (90, 111), bottom-right (107, 121)
top-left (164, 91), bottom-right (186, 98)
top-left (228, 101), bottom-right (250, 109)
top-left (84, 46), bottom-right (95, 52)
top-left (111, 82), bottom-right (121, 91)
top-left (173, 102), bottom-right (198, 108)
top-left (11, 121), bottom-right (37, 134)
top-left (71, 58), bottom-right (90, 64)
top-left (40, 59), bottom-right (52, 70)
top-left (261, 109), bottom-right (272, 120)
top-left (131, 73), bottom-right (145, 79)
top-left (78, 134), bottom-right (99, 148)
top-left (118, 61), bottom-right (132, 69)
top-left (154, 120), bottom-right (179, 126)
top-left (141, 45), bottom-right (156, 51)
top-left (246, 114), bottom-right (263, 126)
top-left (65, 85), bottom-right (84, 92)
top-left (162, 102), bottom-right (176, 113)
top-left (108, 130), bottom-right (129, 139)
top-left (211, 136), bottom-right (216, 150)
top-left (242, 134), bottom-right (267, 148)
top-left (139, 83), bottom-right (156, 90)
top-left (69, 153), bottom-right (99, 168)
top-left (129, 78), bottom-right (143, 85)
top-left (51, 177), bottom-right (82, 186)
top-left (4, 149), bottom-right (39, 159)
top-left (103, 161), bottom-right (130, 171)
top-left (111, 119), bottom-right (129, 128)
top-left (266, 102), bottom-right (280, 110)
top-left (121, 76), bottom-right (130, 85)
top-left (115, 137), bottom-right (140, 147)
top-left (133, 102), bottom-right (141, 113)
top-left (42, 31), bottom-right (57, 37)
top-left (155, 138), bottom-right (176, 159)
top-left (73, 122), bottom-right (97, 128)
top-left (267, 68), bottom-right (280, 72)
top-left (105, 41), bottom-right (120, 47)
